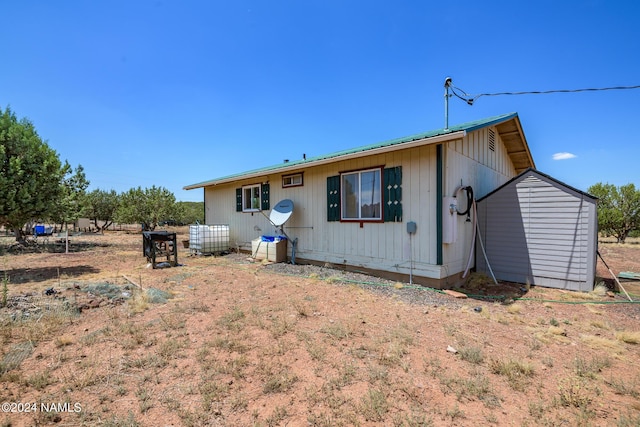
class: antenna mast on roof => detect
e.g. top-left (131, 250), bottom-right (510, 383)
top-left (444, 77), bottom-right (452, 130)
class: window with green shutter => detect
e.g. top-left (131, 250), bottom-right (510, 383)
top-left (327, 167), bottom-right (402, 222)
top-left (236, 184), bottom-right (268, 212)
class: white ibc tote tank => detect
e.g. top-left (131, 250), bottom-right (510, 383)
top-left (189, 224), bottom-right (230, 254)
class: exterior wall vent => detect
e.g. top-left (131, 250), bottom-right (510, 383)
top-left (488, 129), bottom-right (496, 152)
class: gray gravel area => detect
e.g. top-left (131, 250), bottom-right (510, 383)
top-left (260, 259), bottom-right (466, 309)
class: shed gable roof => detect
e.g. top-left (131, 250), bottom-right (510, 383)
top-left (477, 168), bottom-right (597, 203)
top-left (184, 112), bottom-right (534, 189)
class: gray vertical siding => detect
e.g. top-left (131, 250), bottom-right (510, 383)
top-left (477, 171), bottom-right (597, 291)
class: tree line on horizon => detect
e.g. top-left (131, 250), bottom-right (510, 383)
top-left (0, 107), bottom-right (203, 242)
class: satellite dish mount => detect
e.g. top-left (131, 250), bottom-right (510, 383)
top-left (261, 199), bottom-right (294, 240)
top-left (259, 199), bottom-right (298, 264)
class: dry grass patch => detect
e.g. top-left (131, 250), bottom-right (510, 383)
top-left (54, 334), bottom-right (74, 348)
top-left (573, 354), bottom-right (611, 378)
top-left (375, 323), bottom-right (414, 367)
top-left (299, 332), bottom-right (327, 361)
top-left (211, 335), bottom-right (250, 353)
top-left (589, 319), bottom-right (610, 329)
top-left (617, 412), bottom-right (640, 427)
top-left (20, 308), bottom-right (77, 345)
top-left (590, 283), bottom-right (608, 296)
top-left (580, 334), bottom-right (625, 354)
top-left (266, 406), bottom-right (288, 426)
top-left (489, 358), bottom-right (535, 392)
top-left (558, 290), bottom-right (601, 301)
top-left (320, 320), bottom-right (352, 341)
top-left (157, 337), bottom-right (189, 360)
top-left (267, 313), bottom-right (295, 338)
top-left (118, 321), bottom-right (155, 349)
top-left (263, 370), bottom-right (298, 394)
top-left (292, 299), bottom-right (312, 317)
top-left (198, 377), bottom-right (229, 412)
top-left (615, 330), bottom-right (640, 344)
top-left (458, 345), bottom-right (485, 365)
top-left (61, 363), bottom-right (107, 390)
top-left (606, 375), bottom-right (640, 397)
top-left (506, 303), bottom-right (524, 314)
top-left (533, 324), bottom-right (572, 344)
top-left (444, 404), bottom-right (466, 421)
top-left (305, 384), bottom-right (357, 425)
top-left (557, 376), bottom-right (598, 408)
top-left (547, 325), bottom-right (567, 336)
top-left (127, 289), bottom-right (150, 313)
top-left (359, 388), bottom-right (389, 422)
top-left (24, 369), bottom-right (55, 390)
top-left (392, 409), bottom-right (435, 427)
top-left (585, 304), bottom-right (604, 315)
top-left (218, 355), bottom-right (250, 379)
top-left (158, 311), bottom-right (187, 332)
top-left (439, 371), bottom-right (500, 407)
top-left (217, 306), bottom-right (246, 331)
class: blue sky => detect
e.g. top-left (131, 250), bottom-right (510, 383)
top-left (1, 1), bottom-right (638, 202)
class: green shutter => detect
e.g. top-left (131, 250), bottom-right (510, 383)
top-left (384, 166), bottom-right (402, 222)
top-left (236, 188), bottom-right (242, 212)
top-left (327, 175), bottom-right (340, 221)
top-left (261, 184), bottom-right (270, 211)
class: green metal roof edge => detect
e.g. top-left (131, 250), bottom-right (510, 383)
top-left (184, 112), bottom-right (518, 189)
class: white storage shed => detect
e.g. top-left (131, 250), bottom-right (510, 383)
top-left (475, 169), bottom-right (598, 291)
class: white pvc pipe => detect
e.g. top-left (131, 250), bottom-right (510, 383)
top-left (463, 199), bottom-right (497, 284)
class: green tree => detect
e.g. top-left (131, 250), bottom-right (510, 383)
top-left (50, 163), bottom-right (90, 231)
top-left (116, 186), bottom-right (180, 231)
top-left (0, 106), bottom-right (66, 241)
top-left (85, 189), bottom-right (120, 233)
top-left (588, 182), bottom-right (640, 243)
top-left (176, 201), bottom-right (204, 225)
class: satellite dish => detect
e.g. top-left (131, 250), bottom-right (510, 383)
top-left (270, 199), bottom-right (294, 227)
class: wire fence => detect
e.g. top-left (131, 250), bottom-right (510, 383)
top-left (0, 222), bottom-right (143, 237)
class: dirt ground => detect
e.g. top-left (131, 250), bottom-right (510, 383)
top-left (1, 228), bottom-right (640, 426)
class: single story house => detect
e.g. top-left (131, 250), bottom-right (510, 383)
top-left (184, 112), bottom-right (535, 287)
top-left (475, 168), bottom-right (598, 291)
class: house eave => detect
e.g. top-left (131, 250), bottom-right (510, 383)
top-left (495, 116), bottom-right (535, 173)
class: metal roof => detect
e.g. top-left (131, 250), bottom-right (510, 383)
top-left (184, 112), bottom-right (534, 190)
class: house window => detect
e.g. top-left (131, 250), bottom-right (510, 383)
top-left (282, 173), bottom-right (303, 188)
top-left (243, 184), bottom-right (261, 212)
top-left (341, 168), bottom-right (382, 220)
